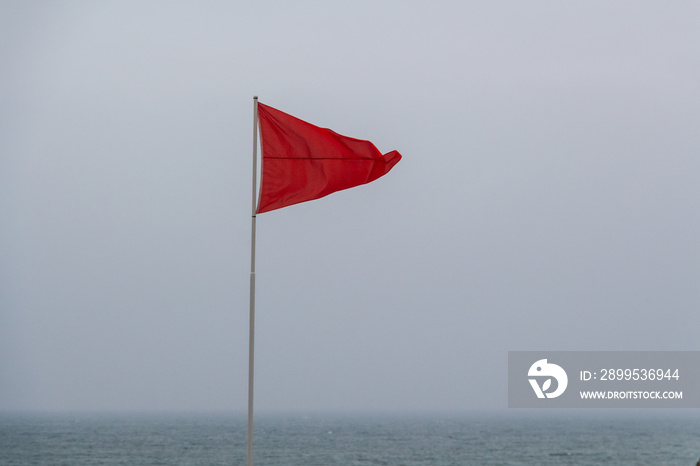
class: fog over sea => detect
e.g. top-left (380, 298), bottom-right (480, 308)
top-left (2, 411), bottom-right (700, 465)
top-left (3, 6), bottom-right (699, 466)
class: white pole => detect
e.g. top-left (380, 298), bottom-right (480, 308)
top-left (247, 96), bottom-right (259, 466)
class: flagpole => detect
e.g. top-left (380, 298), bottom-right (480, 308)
top-left (247, 96), bottom-right (259, 466)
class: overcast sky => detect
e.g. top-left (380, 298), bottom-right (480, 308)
top-left (1, 1), bottom-right (699, 413)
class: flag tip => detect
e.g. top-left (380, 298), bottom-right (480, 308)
top-left (253, 96), bottom-right (258, 100)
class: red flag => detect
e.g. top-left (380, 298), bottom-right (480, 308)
top-left (256, 102), bottom-right (402, 213)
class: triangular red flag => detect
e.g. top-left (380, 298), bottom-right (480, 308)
top-left (256, 103), bottom-right (401, 213)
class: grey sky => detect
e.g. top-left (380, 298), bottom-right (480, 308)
top-left (1, 1), bottom-right (699, 413)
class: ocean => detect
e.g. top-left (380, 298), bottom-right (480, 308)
top-left (1, 412), bottom-right (699, 465)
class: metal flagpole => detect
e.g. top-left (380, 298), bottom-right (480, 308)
top-left (247, 96), bottom-right (259, 466)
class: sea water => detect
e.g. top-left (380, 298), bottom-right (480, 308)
top-left (1, 412), bottom-right (699, 465)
